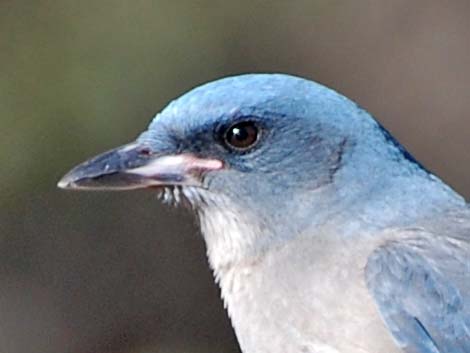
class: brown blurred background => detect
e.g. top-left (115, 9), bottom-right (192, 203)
top-left (1, 1), bottom-right (470, 352)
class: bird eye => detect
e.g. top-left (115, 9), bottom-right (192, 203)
top-left (223, 121), bottom-right (260, 151)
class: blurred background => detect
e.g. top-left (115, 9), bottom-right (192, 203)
top-left (2, 1), bottom-right (470, 352)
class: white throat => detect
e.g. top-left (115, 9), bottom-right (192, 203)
top-left (197, 199), bottom-right (267, 278)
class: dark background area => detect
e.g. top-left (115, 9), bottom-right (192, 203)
top-left (2, 1), bottom-right (470, 352)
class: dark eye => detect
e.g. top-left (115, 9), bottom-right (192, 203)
top-left (223, 121), bottom-right (260, 151)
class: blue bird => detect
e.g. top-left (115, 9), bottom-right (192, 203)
top-left (59, 74), bottom-right (470, 353)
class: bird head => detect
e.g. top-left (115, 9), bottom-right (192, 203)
top-left (60, 74), bottom-right (458, 265)
top-left (59, 74), bottom-right (370, 205)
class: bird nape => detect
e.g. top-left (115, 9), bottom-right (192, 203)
top-left (59, 73), bottom-right (470, 353)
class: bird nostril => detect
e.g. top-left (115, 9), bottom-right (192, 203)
top-left (138, 147), bottom-right (152, 156)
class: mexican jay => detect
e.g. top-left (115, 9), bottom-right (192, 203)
top-left (58, 74), bottom-right (470, 353)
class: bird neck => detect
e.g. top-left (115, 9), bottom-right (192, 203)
top-left (328, 139), bottom-right (466, 232)
top-left (196, 140), bottom-right (466, 276)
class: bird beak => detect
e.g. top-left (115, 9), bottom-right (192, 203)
top-left (57, 142), bottom-right (224, 190)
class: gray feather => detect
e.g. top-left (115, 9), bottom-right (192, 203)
top-left (366, 230), bottom-right (470, 353)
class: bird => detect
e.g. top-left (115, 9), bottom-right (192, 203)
top-left (58, 74), bottom-right (470, 353)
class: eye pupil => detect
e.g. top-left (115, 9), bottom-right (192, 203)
top-left (224, 121), bottom-right (259, 151)
top-left (232, 127), bottom-right (246, 140)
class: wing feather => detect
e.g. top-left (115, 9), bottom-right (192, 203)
top-left (366, 234), bottom-right (470, 353)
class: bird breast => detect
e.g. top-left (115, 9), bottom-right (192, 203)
top-left (206, 225), bottom-right (402, 353)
